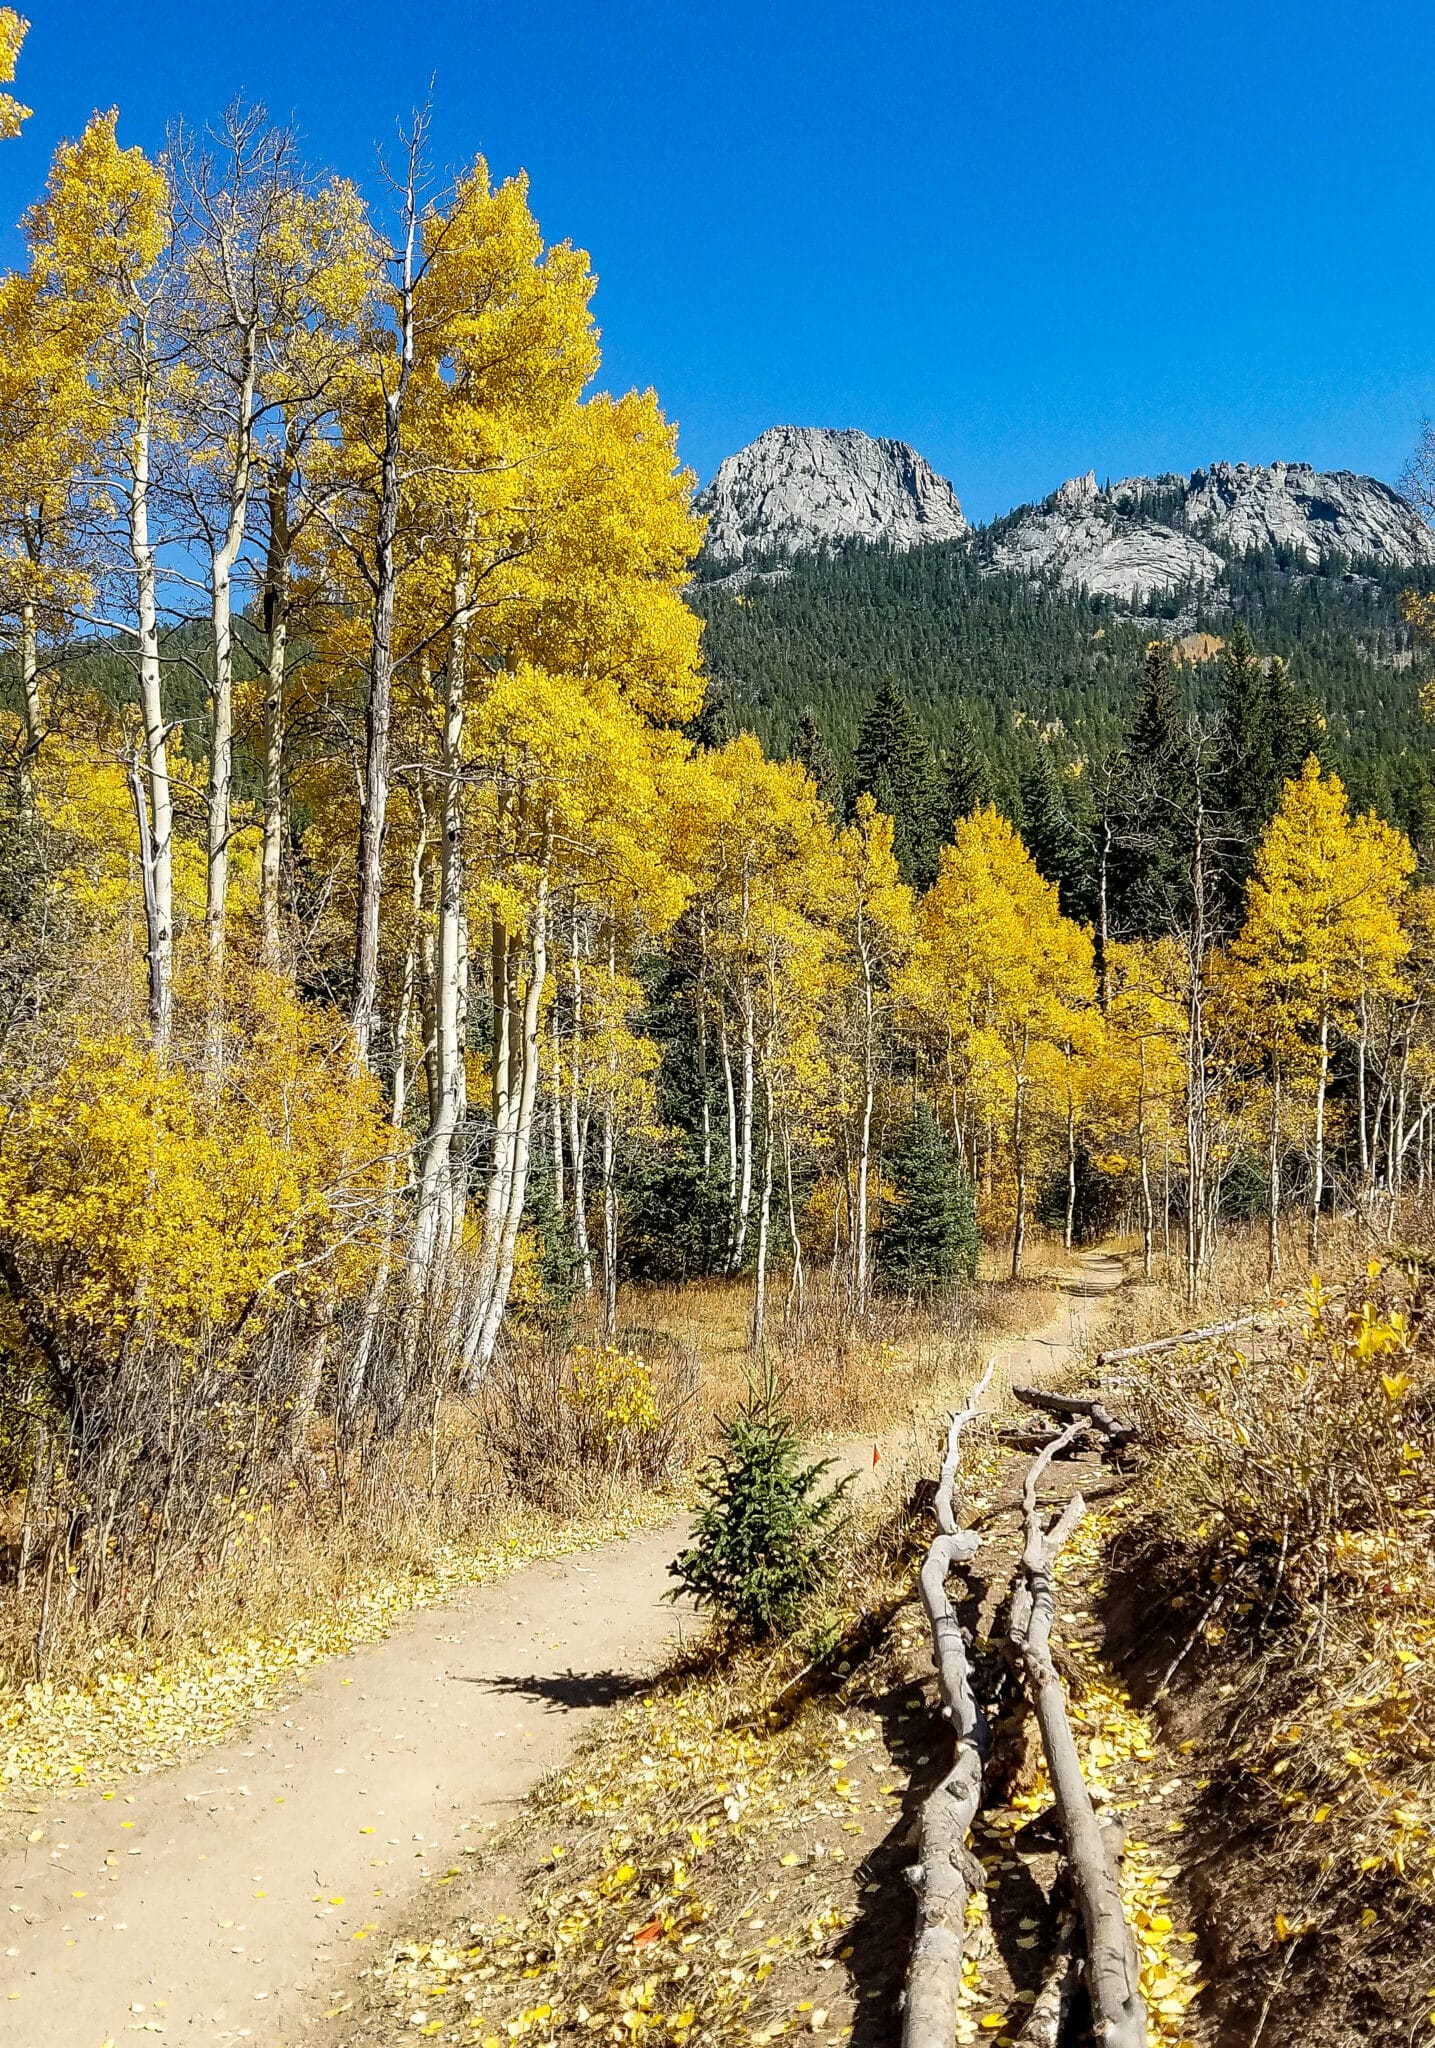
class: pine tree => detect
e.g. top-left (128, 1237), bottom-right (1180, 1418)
top-left (1214, 626), bottom-right (1323, 915)
top-left (852, 677), bottom-right (941, 886)
top-left (692, 675), bottom-right (737, 749)
top-left (878, 1104), bottom-right (978, 1293)
top-left (668, 1362), bottom-right (852, 1638)
top-left (940, 715), bottom-right (993, 829)
top-left (1016, 743), bottom-right (1085, 918)
top-left (1109, 640), bottom-right (1195, 939)
top-left (793, 708), bottom-right (843, 809)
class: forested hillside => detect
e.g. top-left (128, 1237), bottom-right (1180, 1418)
top-left (694, 534), bottom-right (1435, 839)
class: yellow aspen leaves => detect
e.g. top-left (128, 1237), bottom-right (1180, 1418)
top-left (0, 9), bottom-right (28, 140)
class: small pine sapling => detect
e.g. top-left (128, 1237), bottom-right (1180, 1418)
top-left (668, 1360), bottom-right (852, 1638)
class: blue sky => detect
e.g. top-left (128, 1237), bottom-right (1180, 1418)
top-left (1, 0), bottom-right (1430, 521)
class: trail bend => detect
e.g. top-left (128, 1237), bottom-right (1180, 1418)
top-left (0, 1251), bottom-right (1122, 2048)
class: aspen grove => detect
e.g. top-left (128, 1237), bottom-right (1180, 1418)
top-left (3, 64), bottom-right (1435, 1630)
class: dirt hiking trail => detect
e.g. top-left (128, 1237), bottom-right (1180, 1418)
top-left (1, 1253), bottom-right (1123, 2048)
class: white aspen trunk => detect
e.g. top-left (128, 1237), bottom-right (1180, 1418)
top-left (1138, 1046), bottom-right (1154, 1281)
top-left (1395, 1029), bottom-right (1413, 1198)
top-left (601, 1089), bottom-right (618, 1338)
top-left (17, 600), bottom-right (39, 815)
top-left (568, 912), bottom-right (593, 1292)
top-left (204, 345), bottom-right (258, 1071)
top-left (352, 174), bottom-right (419, 1065)
top-left (721, 1014), bottom-right (739, 1222)
top-left (1011, 1056), bottom-right (1028, 1280)
top-left (466, 919), bottom-right (516, 1339)
top-left (1064, 1088), bottom-right (1077, 1253)
top-left (465, 849), bottom-right (551, 1374)
top-left (343, 818), bottom-right (428, 1434)
top-left (259, 463), bottom-right (292, 963)
top-left (449, 899), bottom-right (471, 1230)
top-left (732, 986), bottom-right (756, 1272)
top-left (854, 936), bottom-right (875, 1313)
top-left (129, 395), bottom-right (175, 1053)
top-left (391, 864), bottom-right (421, 1143)
top-left (126, 754), bottom-right (163, 1031)
top-left (551, 1024), bottom-right (565, 1210)
top-left (783, 1121), bottom-right (805, 1325)
top-left (260, 604), bottom-right (288, 960)
top-left (829, 1140), bottom-right (848, 1293)
top-left (420, 899), bottom-right (440, 1133)
top-left (1356, 991), bottom-right (1370, 1184)
top-left (602, 923), bottom-right (620, 1336)
top-left (697, 911), bottom-right (712, 1176)
top-left (1268, 1065), bottom-right (1282, 1283)
top-left (751, 1075), bottom-right (775, 1351)
top-left (1310, 1001), bottom-right (1331, 1259)
top-left (410, 554), bottom-right (471, 1284)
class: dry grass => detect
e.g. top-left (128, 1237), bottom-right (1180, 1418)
top-left (1102, 1223), bottom-right (1435, 2044)
top-left (624, 1231), bottom-right (1080, 1447)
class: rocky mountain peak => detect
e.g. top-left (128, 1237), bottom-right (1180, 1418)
top-left (696, 425), bottom-right (969, 569)
top-left (1180, 460), bottom-right (1434, 567)
top-left (1055, 470), bottom-right (1100, 509)
top-left (988, 459), bottom-right (1435, 603)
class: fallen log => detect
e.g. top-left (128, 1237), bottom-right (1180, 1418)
top-left (1011, 1385), bottom-right (1138, 1446)
top-left (1013, 1909), bottom-right (1080, 2046)
top-left (1010, 1425), bottom-right (1147, 2048)
top-left (998, 1425), bottom-right (1092, 1456)
top-left (901, 1358), bottom-right (994, 2048)
top-left (1096, 1312), bottom-right (1267, 1367)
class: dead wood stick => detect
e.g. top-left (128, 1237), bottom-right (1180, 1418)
top-left (998, 1425), bottom-right (1091, 1455)
top-left (1096, 1312), bottom-right (1269, 1367)
top-left (1011, 1425), bottom-right (1147, 2048)
top-left (1011, 1386), bottom-right (1137, 1444)
top-left (1097, 1286), bottom-right (1351, 1372)
top-left (901, 1358), bottom-right (994, 2048)
top-left (1012, 1910), bottom-right (1081, 2047)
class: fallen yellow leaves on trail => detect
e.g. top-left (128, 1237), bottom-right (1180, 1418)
top-left (959, 1506), bottom-right (1203, 2048)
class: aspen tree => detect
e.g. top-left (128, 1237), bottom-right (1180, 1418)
top-left (686, 737), bottom-right (841, 1306)
top-left (833, 794), bottom-right (913, 1311)
top-left (1105, 939), bottom-right (1186, 1278)
top-left (397, 159), bottom-right (598, 1288)
top-left (907, 806), bottom-right (1094, 1276)
top-left (1233, 759), bottom-right (1413, 1258)
top-left (340, 113), bottom-right (430, 1066)
top-left (0, 257), bottom-right (99, 813)
top-left (169, 107), bottom-right (372, 1021)
top-left (26, 118), bottom-right (175, 1043)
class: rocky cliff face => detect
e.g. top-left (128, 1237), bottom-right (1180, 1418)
top-left (986, 472), bottom-right (1224, 603)
top-left (695, 429), bottom-right (1434, 602)
top-left (988, 461), bottom-right (1435, 602)
top-left (696, 425), bottom-right (969, 568)
top-left (1182, 460), bottom-right (1435, 565)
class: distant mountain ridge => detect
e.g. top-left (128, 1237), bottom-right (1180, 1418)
top-left (694, 430), bottom-right (1435, 604)
top-left (985, 461), bottom-right (1435, 602)
top-left (695, 425), bottom-right (969, 570)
